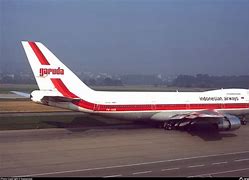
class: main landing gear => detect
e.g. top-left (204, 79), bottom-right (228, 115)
top-left (163, 121), bottom-right (174, 130)
top-left (162, 120), bottom-right (192, 131)
top-left (163, 120), bottom-right (192, 130)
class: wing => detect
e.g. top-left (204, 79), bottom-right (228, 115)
top-left (150, 109), bottom-right (224, 121)
top-left (151, 109), bottom-right (241, 131)
top-left (169, 109), bottom-right (224, 120)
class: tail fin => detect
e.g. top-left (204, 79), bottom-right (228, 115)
top-left (21, 41), bottom-right (93, 97)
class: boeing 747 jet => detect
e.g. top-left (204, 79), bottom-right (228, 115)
top-left (16, 41), bottom-right (249, 131)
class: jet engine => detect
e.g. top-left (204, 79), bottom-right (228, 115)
top-left (217, 114), bottom-right (241, 131)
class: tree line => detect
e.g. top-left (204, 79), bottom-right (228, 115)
top-left (170, 74), bottom-right (249, 88)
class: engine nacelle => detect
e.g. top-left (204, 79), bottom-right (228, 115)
top-left (217, 114), bottom-right (241, 131)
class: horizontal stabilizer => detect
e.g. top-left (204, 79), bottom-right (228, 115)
top-left (41, 96), bottom-right (81, 103)
top-left (11, 91), bottom-right (30, 98)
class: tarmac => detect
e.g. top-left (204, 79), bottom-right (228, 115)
top-left (1, 122), bottom-right (249, 177)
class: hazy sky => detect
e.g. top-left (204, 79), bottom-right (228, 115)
top-left (1, 0), bottom-right (249, 76)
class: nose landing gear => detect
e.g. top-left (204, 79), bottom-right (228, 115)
top-left (240, 116), bottom-right (247, 125)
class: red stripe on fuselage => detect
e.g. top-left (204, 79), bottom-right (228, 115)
top-left (28, 42), bottom-right (50, 65)
top-left (85, 103), bottom-right (249, 112)
top-left (50, 78), bottom-right (249, 112)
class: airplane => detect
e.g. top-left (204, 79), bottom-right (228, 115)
top-left (15, 41), bottom-right (249, 131)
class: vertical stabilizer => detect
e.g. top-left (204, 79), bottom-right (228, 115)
top-left (21, 41), bottom-right (93, 98)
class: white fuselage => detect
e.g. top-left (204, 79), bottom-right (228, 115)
top-left (22, 41), bottom-right (249, 122)
top-left (43, 88), bottom-right (249, 121)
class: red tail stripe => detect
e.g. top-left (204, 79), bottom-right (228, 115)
top-left (50, 78), bottom-right (95, 109)
top-left (51, 78), bottom-right (78, 98)
top-left (28, 42), bottom-right (50, 65)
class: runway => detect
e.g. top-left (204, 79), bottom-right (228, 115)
top-left (1, 125), bottom-right (249, 177)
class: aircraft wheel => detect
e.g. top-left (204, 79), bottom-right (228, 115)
top-left (167, 125), bottom-right (173, 130)
top-left (163, 121), bottom-right (176, 130)
top-left (240, 116), bottom-right (247, 125)
top-left (166, 123), bottom-right (173, 130)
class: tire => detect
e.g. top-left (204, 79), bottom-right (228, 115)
top-left (167, 123), bottom-right (174, 130)
top-left (164, 123), bottom-right (171, 130)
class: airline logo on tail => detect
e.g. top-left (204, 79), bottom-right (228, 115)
top-left (39, 67), bottom-right (64, 77)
